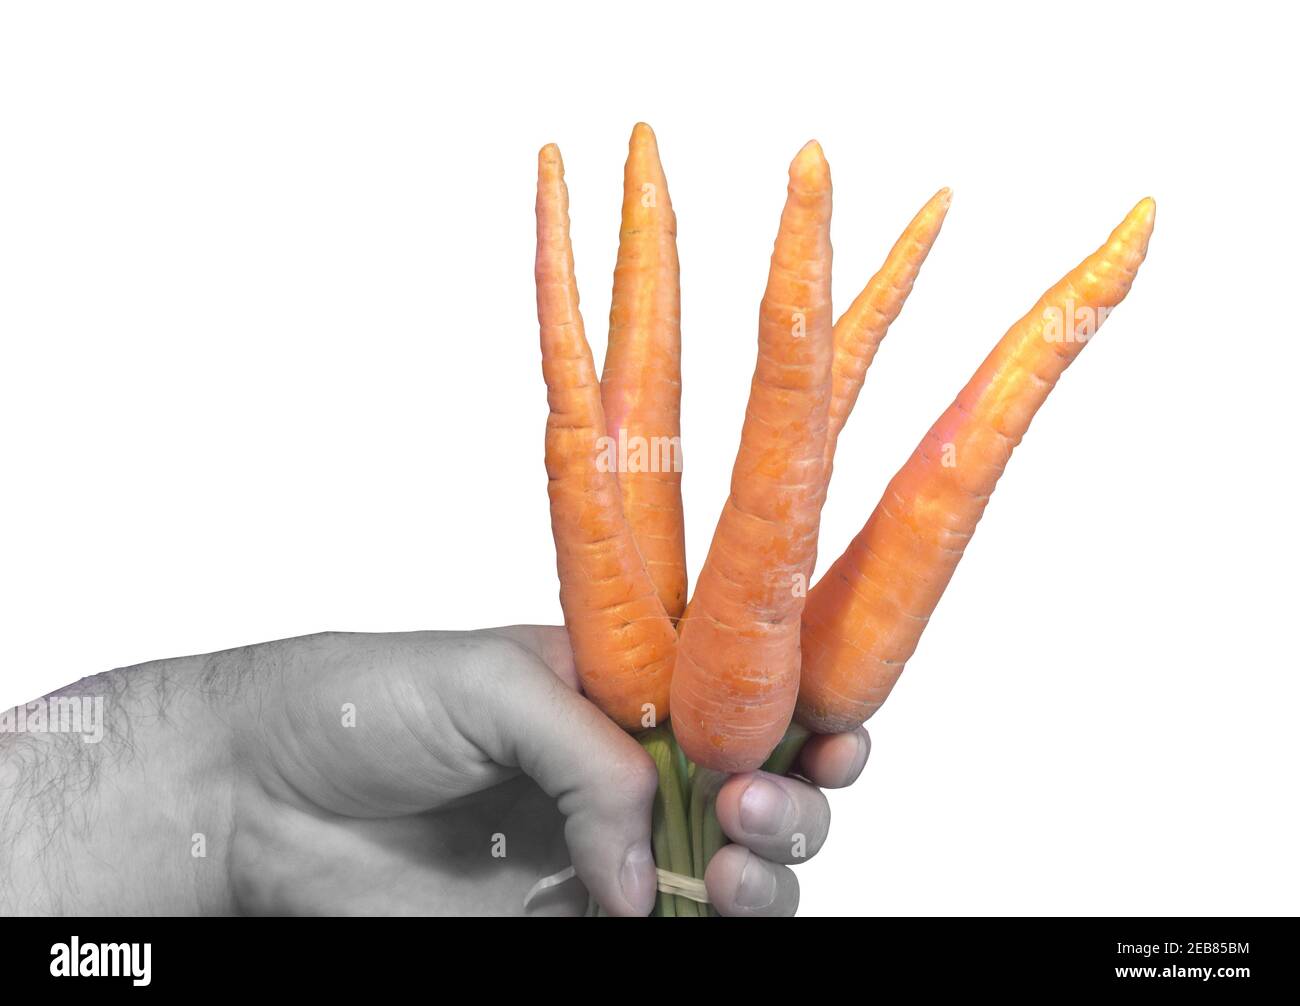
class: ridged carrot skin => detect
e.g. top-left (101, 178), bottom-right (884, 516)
top-left (825, 188), bottom-right (952, 476)
top-left (601, 123), bottom-right (687, 621)
top-left (798, 198), bottom-right (1157, 733)
top-left (536, 144), bottom-right (677, 730)
top-left (671, 142), bottom-right (835, 772)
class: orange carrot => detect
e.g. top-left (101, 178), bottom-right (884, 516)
top-left (536, 143), bottom-right (677, 730)
top-left (798, 198), bottom-right (1157, 733)
top-left (671, 141), bottom-right (835, 772)
top-left (825, 188), bottom-right (952, 477)
top-left (601, 123), bottom-right (687, 621)
top-left (807, 187), bottom-right (952, 577)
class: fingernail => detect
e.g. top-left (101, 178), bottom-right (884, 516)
top-left (736, 852), bottom-right (777, 910)
top-left (739, 777), bottom-right (792, 836)
top-left (854, 731), bottom-right (872, 775)
top-left (620, 841), bottom-right (656, 915)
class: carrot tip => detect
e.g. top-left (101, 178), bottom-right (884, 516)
top-left (795, 138), bottom-right (825, 159)
top-left (631, 121), bottom-right (657, 145)
top-left (1119, 197), bottom-right (1157, 248)
top-left (539, 143), bottom-right (563, 169)
top-left (791, 139), bottom-right (829, 185)
top-left (936, 186), bottom-right (953, 208)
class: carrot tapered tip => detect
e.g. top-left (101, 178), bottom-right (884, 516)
top-left (630, 121), bottom-right (658, 147)
top-left (538, 143), bottom-right (564, 170)
top-left (1111, 197), bottom-right (1157, 256)
top-left (1118, 196), bottom-right (1156, 236)
top-left (1131, 196), bottom-right (1157, 229)
top-left (794, 138), bottom-right (826, 163)
top-left (920, 187), bottom-right (953, 223)
top-left (790, 139), bottom-right (829, 187)
top-left (626, 122), bottom-right (667, 181)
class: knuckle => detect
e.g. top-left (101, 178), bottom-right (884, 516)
top-left (612, 747), bottom-right (659, 807)
top-left (470, 633), bottom-right (535, 676)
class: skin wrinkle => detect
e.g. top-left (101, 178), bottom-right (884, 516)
top-left (264, 644), bottom-right (372, 816)
top-left (387, 647), bottom-right (493, 805)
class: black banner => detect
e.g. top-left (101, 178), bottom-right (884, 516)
top-left (0, 916), bottom-right (1279, 992)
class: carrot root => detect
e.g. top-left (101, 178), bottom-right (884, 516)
top-left (672, 141), bottom-right (835, 771)
top-left (536, 143), bottom-right (677, 731)
top-left (798, 197), bottom-right (1157, 733)
top-left (601, 123), bottom-right (687, 621)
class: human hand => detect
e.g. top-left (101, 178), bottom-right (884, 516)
top-left (229, 626), bottom-right (869, 916)
top-left (0, 626), bottom-right (868, 916)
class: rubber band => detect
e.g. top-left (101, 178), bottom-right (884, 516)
top-left (523, 865), bottom-right (577, 910)
top-left (655, 867), bottom-right (709, 904)
top-left (523, 865), bottom-right (711, 911)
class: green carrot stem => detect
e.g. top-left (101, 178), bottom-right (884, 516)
top-left (689, 767), bottom-right (725, 876)
top-left (699, 797), bottom-right (726, 917)
top-left (651, 789), bottom-right (675, 918)
top-left (640, 728), bottom-right (698, 917)
top-left (689, 772), bottom-right (707, 879)
top-left (761, 721), bottom-right (812, 776)
top-left (676, 740), bottom-right (693, 801)
top-left (687, 766), bottom-right (726, 918)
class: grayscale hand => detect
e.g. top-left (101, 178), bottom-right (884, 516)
top-left (0, 627), bottom-right (869, 916)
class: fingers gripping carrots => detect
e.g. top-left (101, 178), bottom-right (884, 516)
top-left (535, 144), bottom-right (677, 731)
top-left (797, 198), bottom-right (1157, 733)
top-left (670, 142), bottom-right (835, 772)
top-left (601, 124), bottom-right (688, 621)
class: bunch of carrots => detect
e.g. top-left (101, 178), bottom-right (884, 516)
top-left (536, 124), bottom-right (1154, 916)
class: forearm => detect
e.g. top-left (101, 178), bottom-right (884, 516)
top-left (0, 652), bottom-right (239, 914)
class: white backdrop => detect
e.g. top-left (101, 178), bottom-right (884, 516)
top-left (2, 1), bottom-right (1296, 916)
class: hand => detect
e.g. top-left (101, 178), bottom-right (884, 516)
top-left (230, 626), bottom-right (869, 916)
top-left (0, 627), bottom-right (869, 916)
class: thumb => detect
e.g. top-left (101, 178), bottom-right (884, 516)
top-left (448, 634), bottom-right (660, 917)
top-left (261, 629), bottom-right (660, 915)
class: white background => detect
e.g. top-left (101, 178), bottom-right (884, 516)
top-left (2, 2), bottom-right (1296, 916)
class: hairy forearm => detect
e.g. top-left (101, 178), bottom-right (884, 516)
top-left (0, 651), bottom-right (241, 914)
